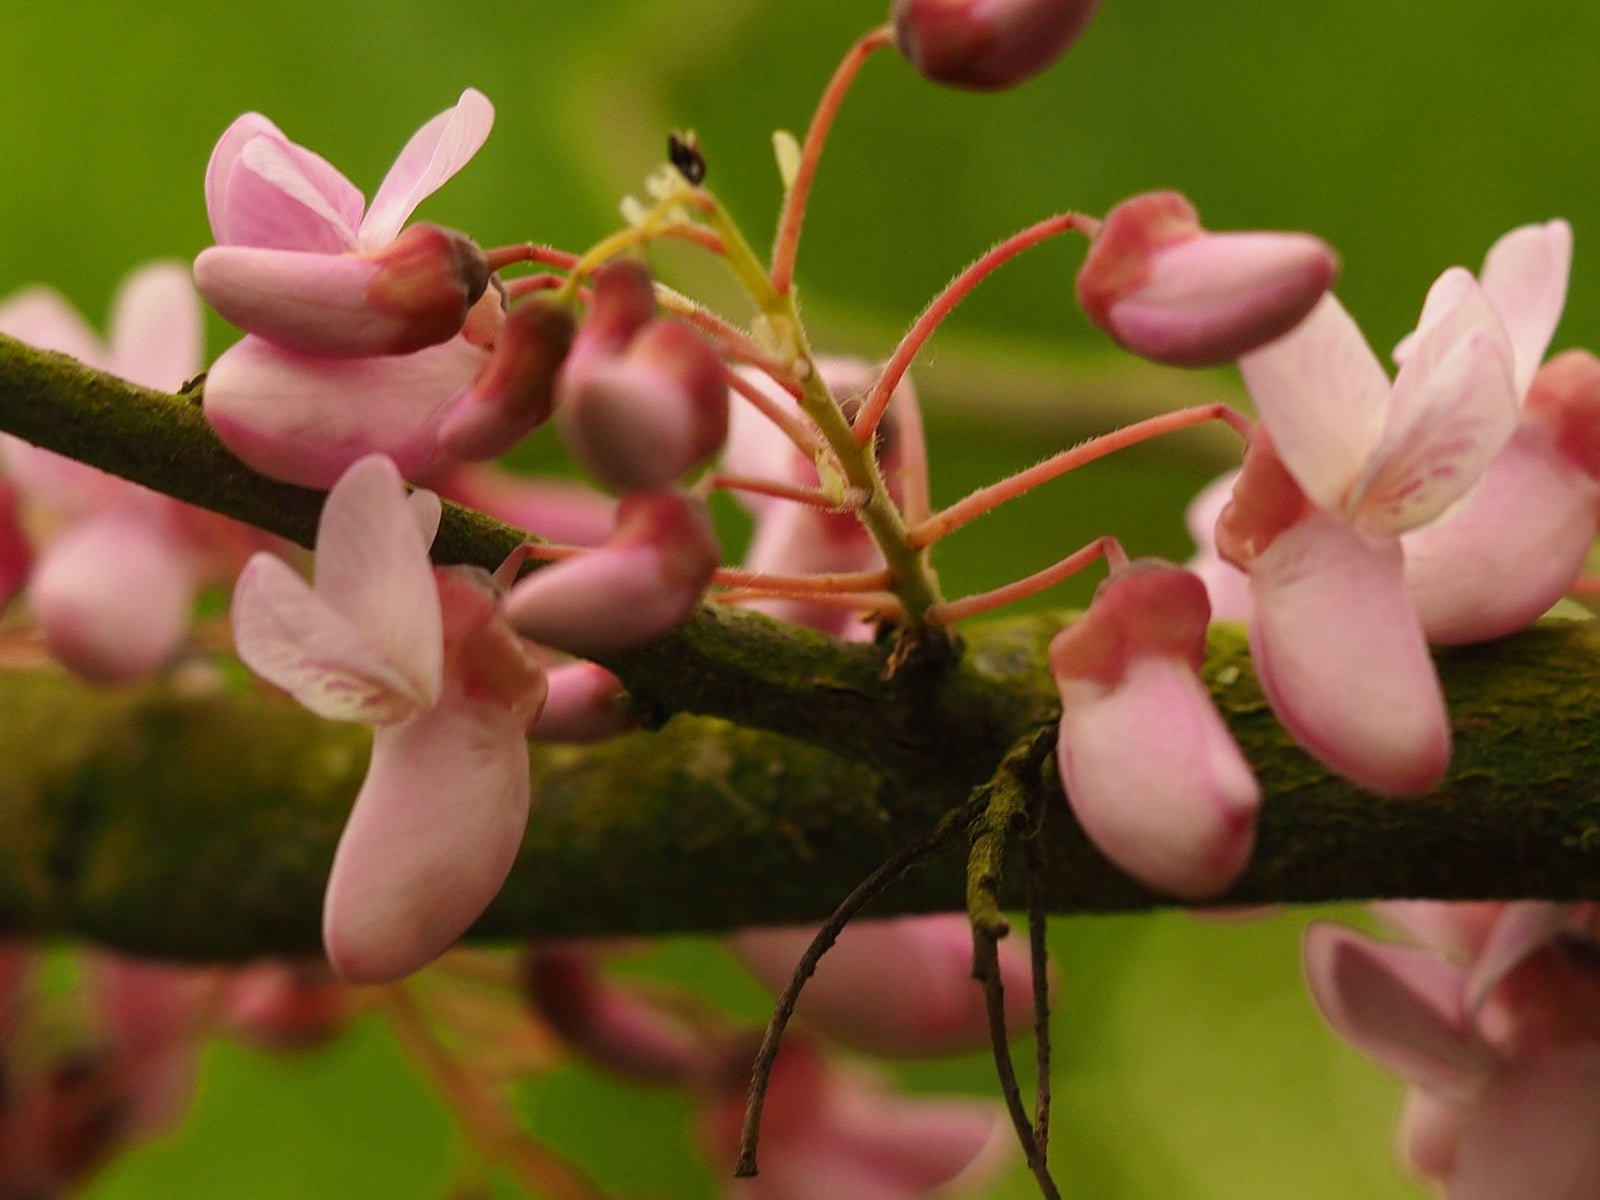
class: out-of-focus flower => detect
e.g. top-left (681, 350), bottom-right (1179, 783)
top-left (1076, 191), bottom-right (1338, 367)
top-left (232, 454), bottom-right (546, 982)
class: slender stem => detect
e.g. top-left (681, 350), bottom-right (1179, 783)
top-left (1024, 802), bottom-right (1054, 1159)
top-left (769, 25), bottom-right (895, 296)
top-left (912, 403), bottom-right (1252, 548)
top-left (735, 795), bottom-right (982, 1178)
top-left (712, 588), bottom-right (904, 618)
top-left (485, 243), bottom-right (581, 272)
top-left (707, 472), bottom-right (865, 512)
top-left (926, 536), bottom-right (1123, 625)
top-left (725, 367), bottom-right (824, 457)
top-left (854, 212), bottom-right (1098, 446)
top-left (712, 566), bottom-right (892, 594)
top-left (379, 985), bottom-right (610, 1200)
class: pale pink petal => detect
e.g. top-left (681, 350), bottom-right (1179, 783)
top-left (1302, 923), bottom-right (1491, 1103)
top-left (360, 89), bottom-right (494, 249)
top-left (1247, 514), bottom-right (1449, 796)
top-left (1055, 654), bottom-right (1259, 898)
top-left (502, 491), bottom-right (718, 657)
top-left (194, 246), bottom-right (388, 353)
top-left (1393, 266), bottom-right (1479, 366)
top-left (1403, 424), bottom-right (1598, 644)
top-left (202, 333), bottom-right (487, 487)
top-left (1396, 1086), bottom-right (1464, 1186)
top-left (230, 552), bottom-right (431, 723)
top-left (1480, 219), bottom-right (1572, 395)
top-left (205, 113), bottom-right (289, 236)
top-left (108, 262), bottom-right (203, 390)
top-left (1239, 294), bottom-right (1391, 512)
top-left (1373, 902), bottom-right (1504, 966)
top-left (311, 455), bottom-right (443, 703)
top-left (1184, 469), bottom-right (1253, 622)
top-left (1448, 1039), bottom-right (1600, 1200)
top-left (321, 687), bottom-right (531, 983)
top-left (729, 914), bottom-right (1038, 1058)
top-left (32, 508), bottom-right (198, 685)
top-left (214, 134), bottom-right (362, 253)
top-left (1463, 902), bottom-right (1574, 1015)
top-left (0, 286), bottom-right (110, 369)
top-left (824, 1080), bottom-right (1011, 1196)
top-left (1351, 276), bottom-right (1517, 534)
top-left (528, 662), bottom-right (635, 743)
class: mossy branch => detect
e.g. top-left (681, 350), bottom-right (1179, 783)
top-left (1, 336), bottom-right (1600, 961)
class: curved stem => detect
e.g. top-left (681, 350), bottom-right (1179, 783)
top-left (912, 403), bottom-right (1252, 548)
top-left (769, 25), bottom-right (895, 296)
top-left (927, 536), bottom-right (1123, 624)
top-left (853, 212), bottom-right (1098, 446)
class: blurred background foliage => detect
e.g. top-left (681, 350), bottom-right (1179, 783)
top-left (0, 1), bottom-right (1595, 1196)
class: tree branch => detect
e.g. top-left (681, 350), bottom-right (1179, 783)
top-left (2, 335), bottom-right (1599, 961)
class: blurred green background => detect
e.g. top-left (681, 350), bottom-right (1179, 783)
top-left (2, 1), bottom-right (1596, 1196)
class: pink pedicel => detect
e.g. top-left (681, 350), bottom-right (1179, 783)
top-left (1076, 191), bottom-right (1338, 367)
top-left (438, 294), bottom-right (576, 461)
top-left (1049, 560), bottom-right (1259, 899)
top-left (501, 489), bottom-right (719, 658)
top-left (728, 914), bottom-right (1039, 1058)
top-left (231, 455), bottom-right (546, 982)
top-left (1304, 906), bottom-right (1600, 1198)
top-left (891, 0), bottom-right (1103, 91)
top-left (700, 1038), bottom-right (1013, 1200)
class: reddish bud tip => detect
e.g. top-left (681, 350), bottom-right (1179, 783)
top-left (891, 0), bottom-right (1102, 91)
top-left (1524, 349), bottom-right (1600, 480)
top-left (438, 297), bottom-right (576, 460)
top-left (365, 223), bottom-right (491, 354)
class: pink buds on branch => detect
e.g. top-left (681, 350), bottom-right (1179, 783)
top-left (1076, 191), bottom-right (1339, 366)
top-left (891, 0), bottom-right (1103, 91)
top-left (438, 295), bottom-right (576, 460)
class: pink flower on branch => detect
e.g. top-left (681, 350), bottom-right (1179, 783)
top-left (231, 454), bottom-right (546, 982)
top-left (1049, 560), bottom-right (1260, 899)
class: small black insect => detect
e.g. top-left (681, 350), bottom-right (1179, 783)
top-left (667, 130), bottom-right (706, 185)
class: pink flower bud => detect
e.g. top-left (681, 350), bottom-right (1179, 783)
top-left (529, 662), bottom-right (636, 743)
top-left (1077, 191), bottom-right (1339, 367)
top-left (502, 490), bottom-right (719, 657)
top-left (560, 319), bottom-right (730, 491)
top-left (891, 0), bottom-right (1102, 91)
top-left (438, 296), bottom-right (576, 460)
top-left (566, 258), bottom-right (656, 376)
top-left (1050, 561), bottom-right (1259, 899)
top-left (0, 478), bottom-right (32, 613)
top-left (194, 222), bottom-right (490, 358)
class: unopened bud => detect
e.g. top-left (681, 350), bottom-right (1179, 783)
top-left (193, 222), bottom-right (489, 357)
top-left (1524, 349), bottom-right (1600, 480)
top-left (439, 297), bottom-right (576, 460)
top-left (502, 490), bottom-right (719, 657)
top-left (560, 319), bottom-right (730, 491)
top-left (1077, 191), bottom-right (1339, 367)
top-left (567, 258), bottom-right (656, 374)
top-left (891, 0), bottom-right (1102, 91)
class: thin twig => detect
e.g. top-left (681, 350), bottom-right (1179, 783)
top-left (734, 793), bottom-right (984, 1177)
top-left (1025, 785), bottom-right (1054, 1158)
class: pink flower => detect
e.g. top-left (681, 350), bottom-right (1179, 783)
top-left (0, 264), bottom-right (272, 683)
top-left (198, 92), bottom-right (499, 488)
top-left (1076, 191), bottom-right (1339, 367)
top-left (231, 454), bottom-right (546, 982)
top-left (1304, 905), bottom-right (1600, 1198)
top-left (195, 91), bottom-right (493, 357)
top-left (1049, 560), bottom-right (1259, 898)
top-left (1223, 279), bottom-right (1519, 793)
top-left (891, 0), bottom-right (1103, 91)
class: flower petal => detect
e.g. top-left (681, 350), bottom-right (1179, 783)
top-left (1303, 923), bottom-right (1491, 1103)
top-left (230, 551), bottom-right (430, 723)
top-left (360, 89), bottom-right (494, 249)
top-left (311, 455), bottom-right (443, 706)
top-left (202, 334), bottom-right (486, 487)
top-left (0, 285), bottom-right (110, 369)
top-left (1480, 219), bottom-right (1572, 395)
top-left (321, 688), bottom-right (531, 982)
top-left (1238, 294), bottom-right (1391, 512)
top-left (1351, 274), bottom-right (1517, 534)
top-left (214, 132), bottom-right (362, 252)
top-left (1247, 514), bottom-right (1449, 795)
